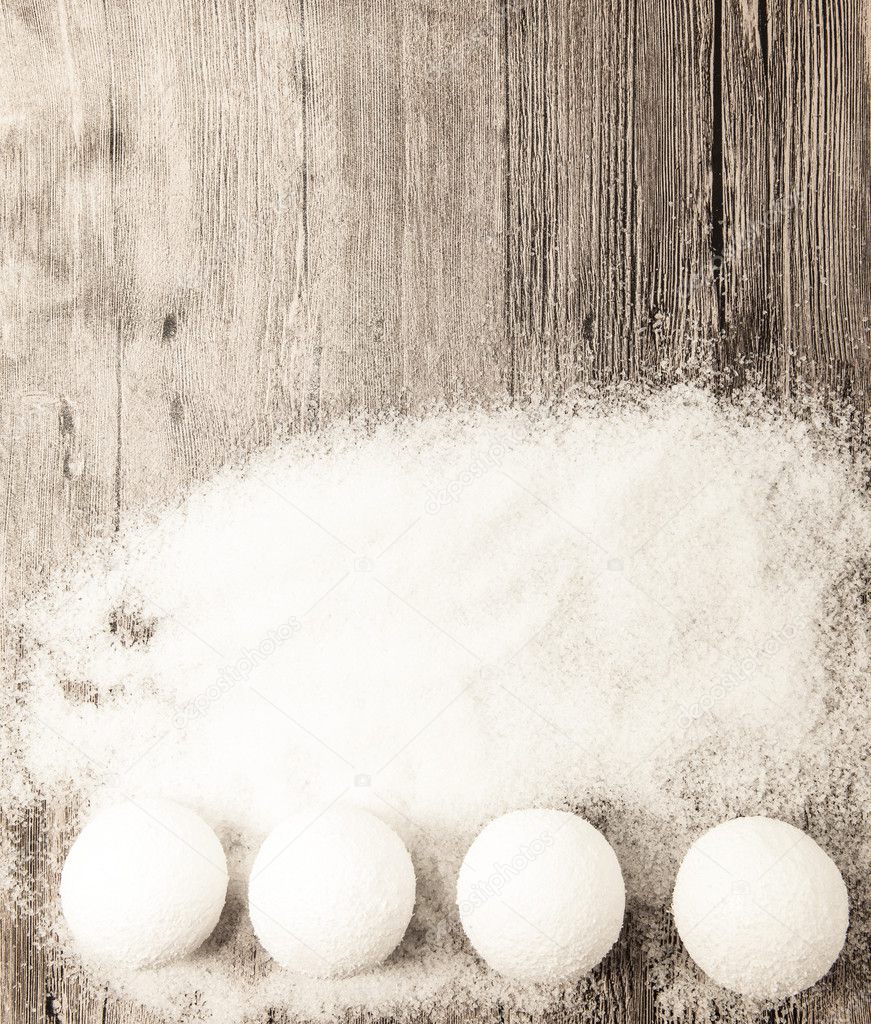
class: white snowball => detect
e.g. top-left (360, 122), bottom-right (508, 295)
top-left (248, 806), bottom-right (416, 977)
top-left (456, 808), bottom-right (625, 983)
top-left (672, 816), bottom-right (849, 1000)
top-left (60, 799), bottom-right (228, 967)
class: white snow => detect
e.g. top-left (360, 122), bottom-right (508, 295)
top-left (3, 386), bottom-right (869, 1019)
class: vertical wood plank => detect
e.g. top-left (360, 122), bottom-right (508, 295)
top-left (397, 3), bottom-right (508, 406)
top-left (0, 4), bottom-right (122, 1021)
top-left (0, 0), bottom-right (118, 607)
top-left (99, 0), bottom-right (308, 509)
top-left (504, 0), bottom-right (718, 395)
top-left (720, 0), bottom-right (871, 401)
top-left (306, 0), bottom-right (507, 417)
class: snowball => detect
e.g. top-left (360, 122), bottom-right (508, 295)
top-left (60, 799), bottom-right (228, 967)
top-left (456, 809), bottom-right (625, 982)
top-left (248, 806), bottom-right (416, 977)
top-left (672, 815), bottom-right (849, 1000)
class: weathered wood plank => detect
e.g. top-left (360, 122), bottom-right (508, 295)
top-left (719, 0), bottom-right (871, 402)
top-left (504, 0), bottom-right (718, 394)
top-left (0, 4), bottom-right (122, 1021)
top-left (0, 0), bottom-right (119, 605)
top-left (100, 0), bottom-right (308, 509)
top-left (306, 0), bottom-right (507, 417)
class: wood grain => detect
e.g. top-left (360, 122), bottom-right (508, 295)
top-left (719, 0), bottom-right (871, 400)
top-left (106, 0), bottom-right (308, 507)
top-left (306, 0), bottom-right (508, 416)
top-left (1, 1), bottom-right (869, 1022)
top-left (505, 0), bottom-right (718, 393)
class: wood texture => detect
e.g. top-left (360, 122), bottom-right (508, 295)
top-left (1, 1), bottom-right (870, 1022)
top-left (307, 1), bottom-right (508, 415)
top-left (505, 0), bottom-right (717, 392)
top-left (719, 0), bottom-right (871, 398)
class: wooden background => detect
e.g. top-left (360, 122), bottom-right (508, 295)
top-left (1, 0), bottom-right (870, 1021)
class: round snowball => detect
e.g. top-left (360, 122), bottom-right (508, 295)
top-left (672, 816), bottom-right (849, 1000)
top-left (456, 808), bottom-right (625, 983)
top-left (60, 798), bottom-right (228, 967)
top-left (248, 806), bottom-right (416, 977)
